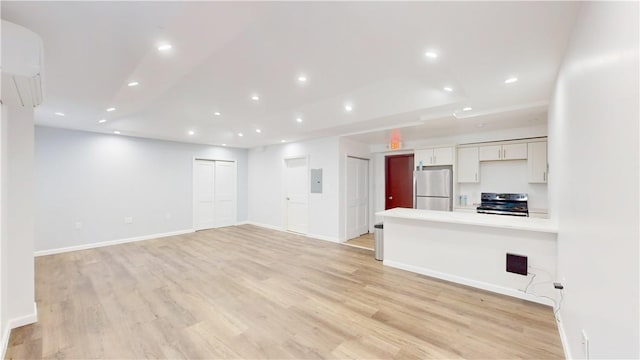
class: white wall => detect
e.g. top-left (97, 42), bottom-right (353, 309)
top-left (34, 126), bottom-right (248, 252)
top-left (338, 137), bottom-right (372, 239)
top-left (548, 2), bottom-right (639, 358)
top-left (371, 125), bottom-right (548, 223)
top-left (248, 137), bottom-right (340, 241)
top-left (1, 105), bottom-right (37, 351)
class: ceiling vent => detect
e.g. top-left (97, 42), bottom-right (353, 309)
top-left (1, 20), bottom-right (44, 108)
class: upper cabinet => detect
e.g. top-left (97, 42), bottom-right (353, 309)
top-left (527, 141), bottom-right (548, 183)
top-left (414, 146), bottom-right (454, 168)
top-left (479, 143), bottom-right (527, 161)
top-left (457, 147), bottom-right (479, 183)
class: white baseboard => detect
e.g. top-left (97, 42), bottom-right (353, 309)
top-left (34, 229), bottom-right (195, 257)
top-left (556, 312), bottom-right (572, 359)
top-left (306, 233), bottom-right (340, 243)
top-left (2, 302), bottom-right (38, 359)
top-left (241, 222), bottom-right (340, 243)
top-left (383, 259), bottom-right (554, 307)
top-left (241, 221), bottom-right (285, 232)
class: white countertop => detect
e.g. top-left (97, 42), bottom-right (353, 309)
top-left (376, 208), bottom-right (557, 234)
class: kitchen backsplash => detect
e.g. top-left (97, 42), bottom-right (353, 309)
top-left (457, 160), bottom-right (548, 210)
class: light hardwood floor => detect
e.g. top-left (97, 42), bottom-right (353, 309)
top-left (343, 233), bottom-right (374, 250)
top-left (6, 225), bottom-right (563, 359)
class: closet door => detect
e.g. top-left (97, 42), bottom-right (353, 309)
top-left (193, 159), bottom-right (236, 230)
top-left (213, 161), bottom-right (236, 227)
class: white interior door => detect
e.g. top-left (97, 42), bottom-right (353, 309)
top-left (214, 161), bottom-right (236, 227)
top-left (194, 159), bottom-right (236, 231)
top-left (194, 160), bottom-right (215, 230)
top-left (346, 157), bottom-right (369, 239)
top-left (285, 157), bottom-right (308, 234)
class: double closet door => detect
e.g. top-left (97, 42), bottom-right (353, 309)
top-left (193, 159), bottom-right (237, 231)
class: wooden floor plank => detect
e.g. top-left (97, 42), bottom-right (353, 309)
top-left (5, 225), bottom-right (563, 359)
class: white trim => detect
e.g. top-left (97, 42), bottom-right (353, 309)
top-left (242, 221), bottom-right (284, 232)
top-left (34, 229), bottom-right (194, 257)
top-left (556, 312), bottom-right (572, 359)
top-left (2, 302), bottom-right (38, 359)
top-left (305, 233), bottom-right (340, 243)
top-left (342, 243), bottom-right (374, 251)
top-left (241, 222), bottom-right (340, 244)
top-left (383, 259), bottom-right (554, 306)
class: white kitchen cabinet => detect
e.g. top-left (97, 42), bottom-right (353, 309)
top-left (414, 146), bottom-right (454, 168)
top-left (479, 143), bottom-right (527, 161)
top-left (457, 147), bottom-right (479, 183)
top-left (527, 141), bottom-right (548, 183)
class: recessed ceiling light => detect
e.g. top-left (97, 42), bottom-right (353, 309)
top-left (54, 112), bottom-right (65, 116)
top-left (113, 130), bottom-right (121, 135)
top-left (106, 107), bottom-right (116, 112)
top-left (238, 132), bottom-right (243, 137)
top-left (281, 140), bottom-right (286, 143)
top-left (443, 87), bottom-right (453, 92)
top-left (214, 112), bottom-right (221, 116)
top-left (255, 129), bottom-right (261, 133)
top-left (297, 75), bottom-right (307, 83)
top-left (424, 51), bottom-right (439, 59)
top-left (462, 107), bottom-right (473, 111)
top-left (188, 130), bottom-right (195, 135)
top-left (296, 117), bottom-right (303, 123)
top-left (222, 143), bottom-right (227, 146)
top-left (344, 104), bottom-right (353, 112)
top-left (127, 81), bottom-right (139, 87)
top-left (157, 44), bottom-right (172, 51)
top-left (251, 95), bottom-right (260, 101)
top-left (504, 77), bottom-right (518, 84)
top-left (98, 119), bottom-right (107, 124)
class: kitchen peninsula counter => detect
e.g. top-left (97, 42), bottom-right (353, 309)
top-left (376, 208), bottom-right (558, 305)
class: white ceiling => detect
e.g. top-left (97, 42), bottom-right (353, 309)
top-left (1, 2), bottom-right (579, 148)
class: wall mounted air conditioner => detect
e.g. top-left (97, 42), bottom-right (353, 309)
top-left (1, 20), bottom-right (44, 108)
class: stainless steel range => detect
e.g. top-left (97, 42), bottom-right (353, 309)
top-left (476, 193), bottom-right (529, 217)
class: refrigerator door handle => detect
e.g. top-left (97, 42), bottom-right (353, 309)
top-left (413, 174), bottom-right (417, 208)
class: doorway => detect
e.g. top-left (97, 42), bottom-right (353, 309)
top-left (385, 154), bottom-right (414, 209)
top-left (193, 159), bottom-right (237, 231)
top-left (284, 157), bottom-right (308, 234)
top-left (346, 156), bottom-right (369, 240)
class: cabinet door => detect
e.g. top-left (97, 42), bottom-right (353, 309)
top-left (502, 143), bottom-right (528, 160)
top-left (432, 147), bottom-right (454, 165)
top-left (478, 145), bottom-right (502, 161)
top-left (457, 147), bottom-right (479, 183)
top-left (414, 149), bottom-right (433, 169)
top-left (527, 142), bottom-right (547, 183)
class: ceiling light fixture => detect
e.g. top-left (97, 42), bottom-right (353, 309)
top-left (54, 112), bottom-right (65, 116)
top-left (127, 81), bottom-right (139, 87)
top-left (443, 87), bottom-right (453, 92)
top-left (296, 117), bottom-right (303, 123)
top-left (297, 75), bottom-right (307, 83)
top-left (157, 44), bottom-right (172, 51)
top-left (238, 132), bottom-right (243, 137)
top-left (424, 51), bottom-right (439, 59)
top-left (98, 119), bottom-right (107, 124)
top-left (255, 129), bottom-right (261, 133)
top-left (106, 107), bottom-right (116, 112)
top-left (251, 95), bottom-right (260, 101)
top-left (504, 77), bottom-right (518, 84)
top-left (281, 140), bottom-right (286, 143)
top-left (462, 107), bottom-right (473, 111)
top-left (214, 112), bottom-right (221, 116)
top-left (222, 144), bottom-right (227, 146)
top-left (188, 130), bottom-right (195, 135)
top-left (113, 130), bottom-right (121, 135)
top-left (344, 104), bottom-right (353, 112)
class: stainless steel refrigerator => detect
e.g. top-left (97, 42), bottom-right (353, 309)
top-left (414, 166), bottom-right (453, 211)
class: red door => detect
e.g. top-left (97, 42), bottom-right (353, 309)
top-left (385, 154), bottom-right (415, 209)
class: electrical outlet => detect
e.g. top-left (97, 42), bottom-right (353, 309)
top-left (74, 221), bottom-right (83, 230)
top-left (124, 217), bottom-right (133, 224)
top-left (582, 329), bottom-right (589, 359)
